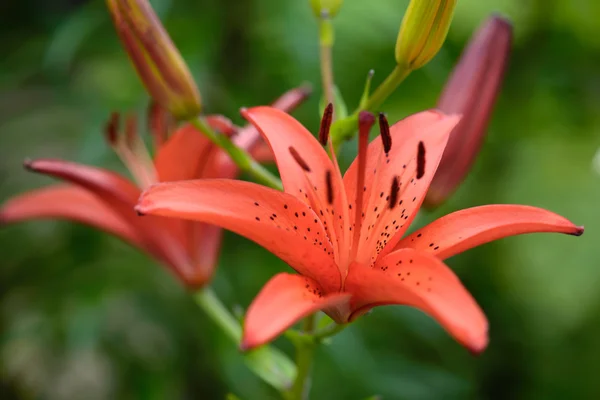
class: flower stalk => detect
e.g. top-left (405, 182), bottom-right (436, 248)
top-left (331, 0), bottom-right (458, 145)
top-left (319, 11), bottom-right (336, 108)
top-left (194, 288), bottom-right (297, 392)
top-left (189, 116), bottom-right (283, 190)
top-left (285, 315), bottom-right (317, 400)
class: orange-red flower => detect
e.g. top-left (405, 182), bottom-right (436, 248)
top-left (135, 106), bottom-right (583, 351)
top-left (0, 87), bottom-right (309, 288)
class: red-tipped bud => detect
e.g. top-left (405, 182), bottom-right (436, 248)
top-left (106, 0), bottom-right (201, 119)
top-left (425, 15), bottom-right (513, 208)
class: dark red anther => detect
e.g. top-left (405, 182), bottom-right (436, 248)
top-left (319, 103), bottom-right (334, 146)
top-left (378, 113), bottom-right (392, 154)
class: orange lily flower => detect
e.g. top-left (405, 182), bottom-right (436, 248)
top-left (135, 106), bottom-right (583, 351)
top-left (0, 87), bottom-right (309, 288)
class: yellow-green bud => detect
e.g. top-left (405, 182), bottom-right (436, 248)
top-left (395, 0), bottom-right (457, 70)
top-left (106, 0), bottom-right (201, 119)
top-left (309, 0), bottom-right (343, 18)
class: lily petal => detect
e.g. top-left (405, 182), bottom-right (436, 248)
top-left (0, 185), bottom-right (146, 250)
top-left (233, 84), bottom-right (312, 157)
top-left (343, 111), bottom-right (460, 264)
top-left (25, 159), bottom-right (190, 274)
top-left (242, 106), bottom-right (349, 264)
top-left (154, 125), bottom-right (226, 269)
top-left (188, 223), bottom-right (223, 284)
top-left (154, 125), bottom-right (214, 182)
top-left (345, 248), bottom-right (488, 353)
top-left (242, 273), bottom-right (351, 350)
top-left (395, 204), bottom-right (584, 260)
top-left (136, 179), bottom-right (342, 291)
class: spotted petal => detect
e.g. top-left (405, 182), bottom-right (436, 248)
top-left (242, 106), bottom-right (350, 267)
top-left (242, 273), bottom-right (351, 350)
top-left (136, 179), bottom-right (342, 292)
top-left (343, 111), bottom-right (460, 264)
top-left (345, 248), bottom-right (488, 353)
top-left (395, 204), bottom-right (584, 260)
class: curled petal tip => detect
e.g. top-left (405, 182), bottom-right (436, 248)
top-left (489, 13), bottom-right (512, 27)
top-left (134, 198), bottom-right (149, 215)
top-left (239, 339), bottom-right (253, 352)
top-left (239, 107), bottom-right (249, 119)
top-left (298, 82), bottom-right (313, 95)
top-left (572, 226), bottom-right (585, 236)
top-left (467, 332), bottom-right (489, 356)
top-left (469, 346), bottom-right (487, 357)
top-left (23, 158), bottom-right (34, 171)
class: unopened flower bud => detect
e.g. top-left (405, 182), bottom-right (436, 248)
top-left (106, 0), bottom-right (201, 119)
top-left (309, 0), bottom-right (343, 18)
top-left (425, 15), bottom-right (513, 208)
top-left (395, 0), bottom-right (457, 70)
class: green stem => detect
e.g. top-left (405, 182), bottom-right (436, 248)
top-left (362, 64), bottom-right (410, 113)
top-left (330, 64), bottom-right (411, 146)
top-left (314, 322), bottom-right (347, 341)
top-left (194, 287), bottom-right (241, 341)
top-left (285, 315), bottom-right (317, 400)
top-left (319, 16), bottom-right (335, 109)
top-left (193, 288), bottom-right (297, 392)
top-left (189, 116), bottom-right (283, 190)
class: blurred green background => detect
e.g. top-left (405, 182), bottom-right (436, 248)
top-left (1, 0), bottom-right (600, 398)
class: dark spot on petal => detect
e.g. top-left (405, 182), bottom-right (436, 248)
top-left (416, 141), bottom-right (426, 179)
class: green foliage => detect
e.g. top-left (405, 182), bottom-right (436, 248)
top-left (1, 0), bottom-right (599, 399)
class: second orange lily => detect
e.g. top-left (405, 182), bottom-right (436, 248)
top-left (0, 87), bottom-right (309, 288)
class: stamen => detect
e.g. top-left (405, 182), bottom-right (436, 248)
top-left (378, 113), bottom-right (392, 154)
top-left (104, 112), bottom-right (158, 189)
top-left (147, 101), bottom-right (167, 148)
top-left (289, 146), bottom-right (311, 172)
top-left (319, 103), bottom-right (333, 146)
top-left (416, 141), bottom-right (426, 179)
top-left (388, 176), bottom-right (399, 209)
top-left (125, 114), bottom-right (138, 149)
top-left (104, 112), bottom-right (120, 145)
top-left (352, 111), bottom-right (376, 255)
top-left (325, 170), bottom-right (334, 204)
